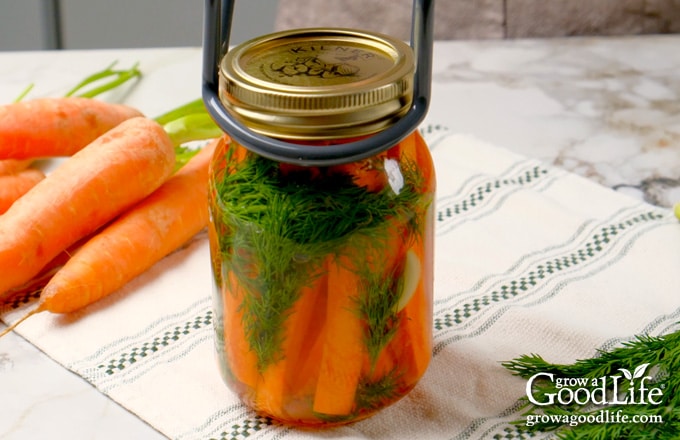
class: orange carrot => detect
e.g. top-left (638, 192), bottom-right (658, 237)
top-left (35, 138), bottom-right (218, 314)
top-left (399, 231), bottom-right (434, 384)
top-left (0, 97), bottom-right (143, 159)
top-left (401, 130), bottom-right (435, 192)
top-left (223, 268), bottom-right (260, 390)
top-left (399, 281), bottom-right (432, 382)
top-left (0, 159), bottom-right (33, 175)
top-left (283, 295), bottom-right (328, 406)
top-left (312, 254), bottom-right (365, 416)
top-left (0, 168), bottom-right (45, 214)
top-left (0, 236), bottom-right (85, 307)
top-left (210, 138), bottom-right (260, 391)
top-left (256, 269), bottom-right (328, 418)
top-left (0, 116), bottom-right (175, 297)
top-left (378, 133), bottom-right (434, 383)
top-left (363, 333), bottom-right (398, 383)
top-left (281, 272), bottom-right (328, 396)
top-left (353, 249), bottom-right (430, 410)
top-left (360, 307), bottom-right (424, 401)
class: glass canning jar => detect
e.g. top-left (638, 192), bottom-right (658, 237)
top-left (207, 28), bottom-right (435, 427)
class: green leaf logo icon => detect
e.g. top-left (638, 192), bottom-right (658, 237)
top-left (633, 363), bottom-right (650, 379)
top-left (618, 363), bottom-right (649, 385)
top-left (618, 368), bottom-right (632, 381)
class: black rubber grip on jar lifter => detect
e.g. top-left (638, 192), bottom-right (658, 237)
top-left (201, 0), bottom-right (434, 166)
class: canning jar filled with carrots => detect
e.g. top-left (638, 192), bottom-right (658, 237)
top-left (207, 28), bottom-right (435, 426)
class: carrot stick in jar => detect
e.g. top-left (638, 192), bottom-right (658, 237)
top-left (255, 268), bottom-right (328, 419)
top-left (312, 253), bottom-right (365, 416)
top-left (223, 268), bottom-right (260, 390)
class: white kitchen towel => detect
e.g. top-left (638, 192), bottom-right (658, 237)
top-left (2, 128), bottom-right (679, 440)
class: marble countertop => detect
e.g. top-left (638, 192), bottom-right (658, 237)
top-left (1, 35), bottom-right (679, 439)
top-left (426, 34), bottom-right (680, 209)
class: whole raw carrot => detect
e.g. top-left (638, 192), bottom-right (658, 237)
top-left (0, 96), bottom-right (143, 159)
top-left (0, 116), bottom-right (175, 296)
top-left (0, 236), bottom-right (85, 307)
top-left (0, 168), bottom-right (45, 214)
top-left (0, 159), bottom-right (33, 175)
top-left (37, 137), bottom-right (218, 313)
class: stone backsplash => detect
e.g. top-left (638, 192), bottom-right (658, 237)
top-left (275, 0), bottom-right (680, 40)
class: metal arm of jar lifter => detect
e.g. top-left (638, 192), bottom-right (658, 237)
top-left (202, 0), bottom-right (434, 166)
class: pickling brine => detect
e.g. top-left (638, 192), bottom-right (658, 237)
top-left (208, 130), bottom-right (434, 426)
top-left (205, 23), bottom-right (435, 426)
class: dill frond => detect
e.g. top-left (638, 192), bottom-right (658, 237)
top-left (503, 325), bottom-right (680, 439)
top-left (213, 150), bottom-right (430, 371)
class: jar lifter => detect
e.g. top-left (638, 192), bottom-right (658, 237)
top-left (202, 0), bottom-right (434, 166)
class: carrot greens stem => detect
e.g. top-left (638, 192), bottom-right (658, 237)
top-left (64, 61), bottom-right (142, 98)
top-left (8, 61), bottom-right (140, 105)
top-left (154, 98), bottom-right (207, 126)
top-left (13, 84), bottom-right (34, 103)
top-left (162, 113), bottom-right (223, 148)
top-left (150, 98), bottom-right (223, 168)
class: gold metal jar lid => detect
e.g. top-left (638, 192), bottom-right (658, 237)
top-left (218, 28), bottom-right (415, 140)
